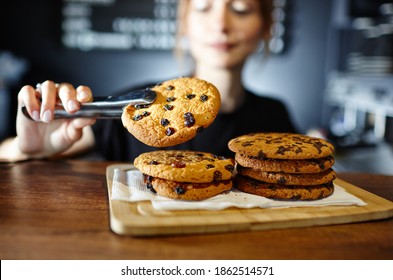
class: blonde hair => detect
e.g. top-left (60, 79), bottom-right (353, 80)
top-left (174, 0), bottom-right (274, 57)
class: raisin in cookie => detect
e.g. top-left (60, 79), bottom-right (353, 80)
top-left (228, 133), bottom-right (335, 160)
top-left (234, 154), bottom-right (334, 174)
top-left (235, 175), bottom-right (334, 200)
top-left (144, 175), bottom-right (232, 201)
top-left (122, 77), bottom-right (221, 147)
top-left (134, 150), bottom-right (235, 183)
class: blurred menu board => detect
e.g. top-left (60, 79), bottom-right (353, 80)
top-left (61, 0), bottom-right (178, 51)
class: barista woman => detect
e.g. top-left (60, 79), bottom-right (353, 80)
top-left (0, 0), bottom-right (296, 162)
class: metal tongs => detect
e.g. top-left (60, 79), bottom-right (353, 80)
top-left (22, 84), bottom-right (157, 120)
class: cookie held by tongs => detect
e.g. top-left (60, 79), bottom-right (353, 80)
top-left (122, 77), bottom-right (221, 147)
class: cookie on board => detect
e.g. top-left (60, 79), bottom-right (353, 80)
top-left (234, 153), bottom-right (334, 174)
top-left (134, 150), bottom-right (235, 200)
top-left (144, 175), bottom-right (232, 201)
top-left (134, 150), bottom-right (235, 183)
top-left (235, 175), bottom-right (334, 200)
top-left (228, 132), bottom-right (335, 160)
top-left (229, 132), bottom-right (336, 201)
top-left (237, 166), bottom-right (336, 186)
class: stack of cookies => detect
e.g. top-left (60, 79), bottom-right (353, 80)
top-left (134, 150), bottom-right (235, 200)
top-left (228, 133), bottom-right (336, 200)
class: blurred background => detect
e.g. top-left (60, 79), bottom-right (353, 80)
top-left (1, 0), bottom-right (392, 174)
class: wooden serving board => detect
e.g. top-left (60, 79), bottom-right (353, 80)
top-left (106, 164), bottom-right (393, 236)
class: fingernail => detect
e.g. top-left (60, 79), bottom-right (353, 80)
top-left (77, 91), bottom-right (89, 100)
top-left (42, 110), bottom-right (52, 123)
top-left (67, 100), bottom-right (79, 111)
top-left (32, 110), bottom-right (40, 121)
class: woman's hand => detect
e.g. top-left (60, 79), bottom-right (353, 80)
top-left (15, 80), bottom-right (96, 159)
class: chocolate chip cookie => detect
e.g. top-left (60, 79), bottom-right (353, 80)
top-left (234, 154), bottom-right (334, 174)
top-left (134, 150), bottom-right (235, 183)
top-left (144, 175), bottom-right (233, 201)
top-left (237, 166), bottom-right (336, 186)
top-left (122, 77), bottom-right (221, 147)
top-left (235, 175), bottom-right (334, 200)
top-left (228, 132), bottom-right (334, 160)
top-left (229, 132), bottom-right (336, 200)
top-left (134, 150), bottom-right (235, 200)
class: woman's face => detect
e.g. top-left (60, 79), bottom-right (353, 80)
top-left (185, 0), bottom-right (264, 70)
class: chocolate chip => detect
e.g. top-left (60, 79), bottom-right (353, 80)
top-left (132, 114), bottom-right (143, 121)
top-left (164, 104), bottom-right (174, 111)
top-left (171, 161), bottom-right (186, 168)
top-left (166, 85), bottom-right (175, 91)
top-left (183, 112), bottom-right (195, 127)
top-left (295, 146), bottom-right (302, 153)
top-left (134, 104), bottom-right (151, 109)
top-left (141, 111), bottom-right (150, 117)
top-left (166, 97), bottom-right (176, 102)
top-left (212, 154), bottom-right (226, 160)
top-left (160, 118), bottom-right (170, 126)
top-left (225, 164), bottom-right (234, 172)
top-left (242, 141), bottom-right (254, 147)
top-left (144, 175), bottom-right (153, 183)
top-left (213, 171), bottom-right (222, 181)
top-left (206, 164), bottom-right (215, 169)
top-left (257, 151), bottom-right (267, 159)
top-left (148, 160), bottom-right (159, 165)
top-left (186, 94), bottom-right (196, 99)
top-left (146, 183), bottom-right (156, 193)
top-left (174, 186), bottom-right (186, 195)
top-left (200, 94), bottom-right (208, 102)
top-left (277, 177), bottom-right (287, 184)
top-left (277, 146), bottom-right (290, 155)
top-left (166, 127), bottom-right (175, 136)
top-left (313, 142), bottom-right (327, 154)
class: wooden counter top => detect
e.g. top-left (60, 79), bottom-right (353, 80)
top-left (1, 160), bottom-right (392, 260)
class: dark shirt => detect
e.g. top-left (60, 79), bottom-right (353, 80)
top-left (93, 85), bottom-right (297, 162)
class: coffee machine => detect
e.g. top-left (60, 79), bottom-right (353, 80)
top-left (324, 0), bottom-right (393, 147)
